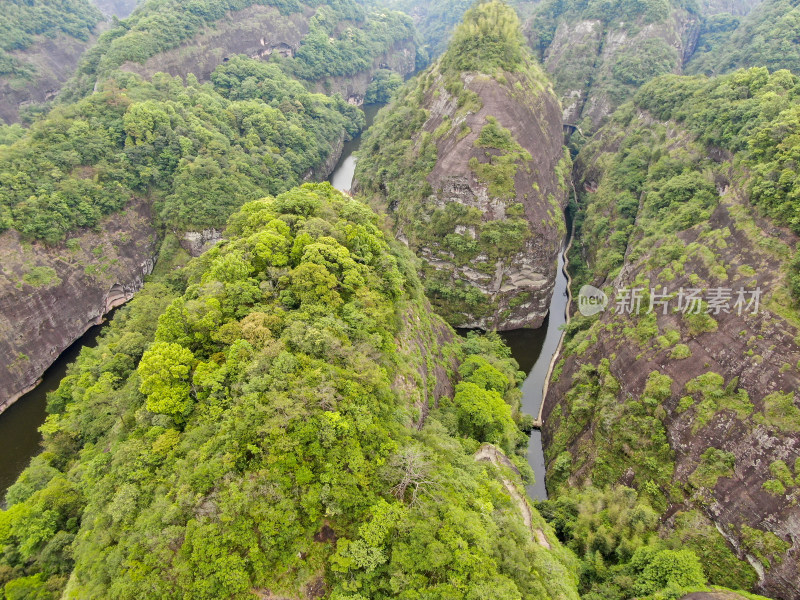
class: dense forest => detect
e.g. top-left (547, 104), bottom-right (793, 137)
top-left (0, 183), bottom-right (582, 599)
top-left (2, 0), bottom-right (800, 599)
top-left (0, 56), bottom-right (361, 242)
top-left (688, 0), bottom-right (800, 75)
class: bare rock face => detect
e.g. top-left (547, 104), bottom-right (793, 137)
top-left (311, 40), bottom-right (417, 106)
top-left (0, 199), bottom-right (157, 413)
top-left (118, 6), bottom-right (416, 104)
top-left (181, 228), bottom-right (224, 258)
top-left (0, 31), bottom-right (103, 124)
top-left (118, 5), bottom-right (314, 84)
top-left (542, 112), bottom-right (800, 599)
top-left (357, 65), bottom-right (569, 331)
top-left (529, 8), bottom-right (701, 131)
top-left (90, 0), bottom-right (139, 18)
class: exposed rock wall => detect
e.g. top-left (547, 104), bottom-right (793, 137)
top-left (0, 30), bottom-right (104, 124)
top-left (118, 5), bottom-right (314, 83)
top-left (542, 114), bottom-right (800, 599)
top-left (311, 39), bottom-right (417, 105)
top-left (359, 66), bottom-right (568, 330)
top-left (181, 228), bottom-right (224, 258)
top-left (118, 6), bottom-right (416, 103)
top-left (424, 73), bottom-right (568, 330)
top-left (528, 8), bottom-right (703, 131)
top-left (91, 0), bottom-right (139, 18)
top-left (0, 199), bottom-right (157, 413)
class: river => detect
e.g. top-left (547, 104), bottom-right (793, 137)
top-left (328, 102), bottom-right (572, 502)
top-left (500, 247), bottom-right (570, 500)
top-left (329, 103), bottom-right (382, 193)
top-left (0, 106), bottom-right (385, 500)
top-left (0, 316), bottom-right (112, 497)
top-left (1, 103), bottom-right (570, 503)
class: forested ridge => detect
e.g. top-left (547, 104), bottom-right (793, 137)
top-left (0, 56), bottom-right (361, 242)
top-left (688, 0), bottom-right (800, 76)
top-left (0, 184), bottom-right (582, 599)
top-left (355, 2), bottom-right (571, 329)
top-left (2, 0), bottom-right (800, 598)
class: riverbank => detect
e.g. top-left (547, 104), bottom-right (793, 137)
top-left (0, 313), bottom-right (113, 496)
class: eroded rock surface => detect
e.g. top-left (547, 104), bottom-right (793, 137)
top-left (543, 108), bottom-right (800, 599)
top-left (356, 30), bottom-right (569, 330)
top-left (0, 199), bottom-right (157, 412)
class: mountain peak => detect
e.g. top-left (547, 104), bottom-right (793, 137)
top-left (442, 0), bottom-right (528, 74)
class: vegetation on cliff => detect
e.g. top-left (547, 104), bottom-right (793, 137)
top-left (527, 0), bottom-right (690, 133)
top-left (0, 0), bottom-right (101, 82)
top-left (543, 67), bottom-right (800, 599)
top-left (355, 0), bottom-right (569, 328)
top-left (63, 0), bottom-right (416, 102)
top-left (0, 56), bottom-right (361, 242)
top-left (0, 183), bottom-right (581, 600)
top-left (688, 0), bottom-right (800, 76)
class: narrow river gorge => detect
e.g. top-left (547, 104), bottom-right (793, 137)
top-left (327, 103), bottom-right (573, 501)
top-left (1, 103), bottom-right (571, 506)
top-left (0, 315), bottom-right (113, 497)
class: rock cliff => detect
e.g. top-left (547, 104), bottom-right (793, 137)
top-left (0, 198), bottom-right (157, 413)
top-left (355, 2), bottom-right (570, 330)
top-left (542, 87), bottom-right (800, 598)
top-left (116, 5), bottom-right (314, 84)
top-left (528, 8), bottom-right (699, 130)
top-left (111, 5), bottom-right (417, 106)
top-left (90, 0), bottom-right (139, 18)
top-left (0, 31), bottom-right (102, 124)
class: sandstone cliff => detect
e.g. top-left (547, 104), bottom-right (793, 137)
top-left (0, 31), bottom-right (102, 124)
top-left (0, 198), bottom-right (157, 412)
top-left (102, 4), bottom-right (416, 107)
top-left (116, 5), bottom-right (314, 84)
top-left (525, 0), bottom-right (764, 132)
top-left (528, 9), bottom-right (699, 130)
top-left (355, 2), bottom-right (570, 331)
top-left (91, 0), bottom-right (139, 18)
top-left (542, 95), bottom-right (800, 598)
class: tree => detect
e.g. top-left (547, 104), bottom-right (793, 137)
top-left (453, 381), bottom-right (516, 449)
top-left (633, 548), bottom-right (706, 595)
top-left (137, 342), bottom-right (195, 420)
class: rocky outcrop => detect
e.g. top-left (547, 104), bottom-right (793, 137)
top-left (181, 228), bottom-right (223, 258)
top-left (311, 39), bottom-right (417, 105)
top-left (0, 198), bottom-right (157, 413)
top-left (365, 68), bottom-right (568, 330)
top-left (355, 4), bottom-right (569, 330)
top-left (393, 302), bottom-right (457, 429)
top-left (303, 133), bottom-right (346, 182)
top-left (118, 5), bottom-right (315, 84)
top-left (542, 110), bottom-right (800, 599)
top-left (90, 0), bottom-right (139, 18)
top-left (529, 8), bottom-right (700, 131)
top-left (118, 6), bottom-right (416, 103)
top-left (0, 30), bottom-right (104, 124)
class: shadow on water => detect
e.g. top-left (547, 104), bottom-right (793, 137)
top-left (0, 314), bottom-right (114, 499)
